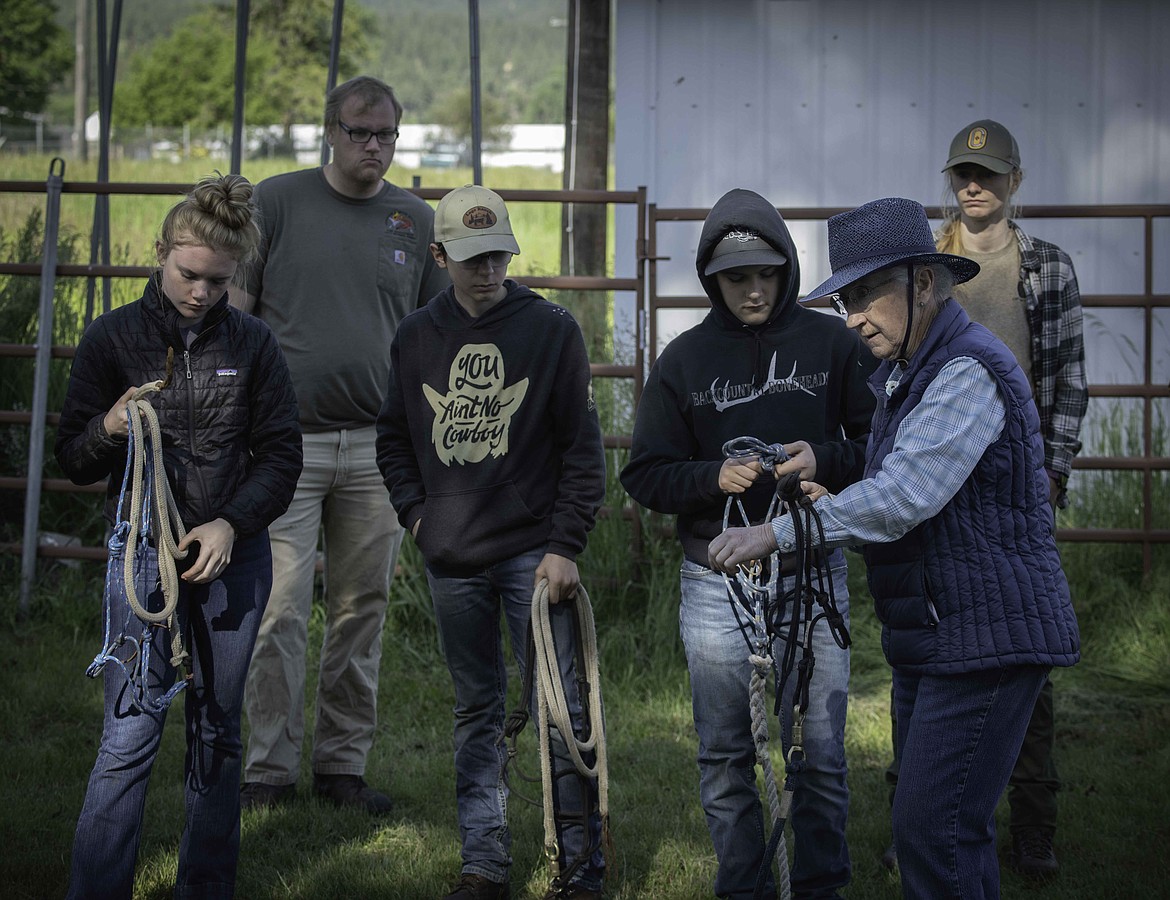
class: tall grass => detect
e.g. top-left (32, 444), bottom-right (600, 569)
top-left (1, 155), bottom-right (571, 279)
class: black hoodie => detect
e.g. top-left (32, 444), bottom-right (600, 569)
top-left (621, 188), bottom-right (877, 565)
top-left (376, 280), bottom-right (604, 576)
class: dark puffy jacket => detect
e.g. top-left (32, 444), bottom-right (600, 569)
top-left (55, 278), bottom-right (302, 537)
top-left (863, 301), bottom-right (1079, 674)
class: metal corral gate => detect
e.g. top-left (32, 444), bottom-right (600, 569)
top-left (648, 202), bottom-right (1170, 573)
top-left (3, 171), bottom-right (1168, 605)
top-left (0, 165), bottom-right (648, 611)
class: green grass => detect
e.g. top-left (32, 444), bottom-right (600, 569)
top-left (2, 527), bottom-right (1168, 899)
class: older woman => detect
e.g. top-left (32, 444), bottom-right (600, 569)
top-left (709, 197), bottom-right (1079, 900)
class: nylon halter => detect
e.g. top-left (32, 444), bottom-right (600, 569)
top-left (718, 436), bottom-right (851, 900)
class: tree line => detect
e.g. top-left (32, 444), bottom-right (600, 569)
top-left (5, 0), bottom-right (566, 136)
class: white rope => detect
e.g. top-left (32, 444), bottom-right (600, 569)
top-left (742, 579), bottom-right (792, 900)
top-left (121, 379), bottom-right (189, 670)
top-left (530, 579), bottom-right (609, 880)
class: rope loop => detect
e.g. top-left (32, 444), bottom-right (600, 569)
top-left (525, 579), bottom-right (611, 888)
top-left (722, 435), bottom-right (790, 472)
top-left (86, 364), bottom-right (191, 713)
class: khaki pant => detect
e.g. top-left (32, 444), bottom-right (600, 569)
top-left (243, 426), bottom-right (403, 784)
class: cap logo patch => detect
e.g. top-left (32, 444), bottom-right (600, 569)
top-left (723, 230), bottom-right (761, 244)
top-left (463, 206), bottom-right (497, 229)
top-left (967, 127), bottom-right (988, 150)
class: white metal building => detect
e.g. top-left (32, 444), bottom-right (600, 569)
top-left (611, 0), bottom-right (1170, 389)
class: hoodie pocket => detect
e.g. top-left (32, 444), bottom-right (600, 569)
top-left (416, 481), bottom-right (542, 570)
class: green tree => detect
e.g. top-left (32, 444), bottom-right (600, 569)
top-left (365, 0), bottom-right (567, 124)
top-left (523, 70), bottom-right (564, 123)
top-left (114, 0), bottom-right (374, 129)
top-left (0, 0), bottom-right (72, 115)
top-left (430, 86), bottom-right (510, 146)
top-left (114, 9), bottom-right (238, 127)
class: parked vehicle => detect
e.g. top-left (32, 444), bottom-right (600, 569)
top-left (421, 140), bottom-right (471, 168)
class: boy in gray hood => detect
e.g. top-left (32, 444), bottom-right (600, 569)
top-left (622, 188), bottom-right (875, 899)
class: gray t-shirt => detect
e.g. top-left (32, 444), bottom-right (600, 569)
top-left (248, 168), bottom-right (449, 431)
top-left (952, 238), bottom-right (1032, 387)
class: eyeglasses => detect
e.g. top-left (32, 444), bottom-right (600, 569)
top-left (830, 274), bottom-right (902, 316)
top-left (337, 120), bottom-right (399, 146)
top-left (452, 251), bottom-right (513, 271)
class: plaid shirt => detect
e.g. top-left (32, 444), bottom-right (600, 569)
top-left (771, 358), bottom-right (1007, 549)
top-left (1015, 224), bottom-right (1088, 484)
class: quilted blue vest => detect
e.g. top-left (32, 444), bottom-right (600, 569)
top-left (862, 300), bottom-right (1080, 674)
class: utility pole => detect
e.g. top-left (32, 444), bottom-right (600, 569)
top-left (73, 0), bottom-right (89, 161)
top-left (560, 0), bottom-right (610, 360)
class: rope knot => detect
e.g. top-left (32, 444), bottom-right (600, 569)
top-left (776, 471), bottom-right (804, 504)
top-left (722, 435), bottom-right (790, 472)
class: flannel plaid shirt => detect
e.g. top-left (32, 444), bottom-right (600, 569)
top-left (1015, 224), bottom-right (1088, 484)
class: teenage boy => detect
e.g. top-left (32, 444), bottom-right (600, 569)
top-left (621, 188), bottom-right (876, 900)
top-left (375, 185), bottom-right (606, 900)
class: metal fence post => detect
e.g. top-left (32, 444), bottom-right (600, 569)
top-left (19, 158), bottom-right (67, 616)
top-left (319, 0), bottom-right (344, 167)
top-left (231, 0), bottom-right (251, 175)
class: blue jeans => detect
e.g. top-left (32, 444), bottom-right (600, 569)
top-left (426, 547), bottom-right (604, 891)
top-left (891, 665), bottom-right (1049, 900)
top-left (679, 551), bottom-right (851, 900)
top-left (68, 532), bottom-right (272, 900)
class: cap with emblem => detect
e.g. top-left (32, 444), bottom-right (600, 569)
top-left (943, 119), bottom-right (1021, 174)
top-left (703, 230), bottom-right (788, 276)
top-left (434, 184), bottom-right (521, 261)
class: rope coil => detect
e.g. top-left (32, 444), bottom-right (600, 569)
top-left (501, 579), bottom-right (612, 892)
top-left (86, 356), bottom-right (192, 712)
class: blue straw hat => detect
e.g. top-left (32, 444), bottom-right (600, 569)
top-left (803, 197), bottom-right (980, 302)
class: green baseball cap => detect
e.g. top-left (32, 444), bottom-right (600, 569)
top-left (943, 119), bottom-right (1020, 174)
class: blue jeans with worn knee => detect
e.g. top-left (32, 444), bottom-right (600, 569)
top-left (680, 550), bottom-right (851, 900)
top-left (892, 665), bottom-right (1049, 900)
top-left (426, 547), bottom-right (604, 892)
top-left (67, 532), bottom-right (271, 900)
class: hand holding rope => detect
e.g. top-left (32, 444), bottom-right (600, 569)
top-left (500, 579), bottom-right (612, 891)
top-left (87, 349), bottom-right (193, 711)
top-left (712, 436), bottom-right (852, 900)
top-left (122, 360), bottom-right (190, 676)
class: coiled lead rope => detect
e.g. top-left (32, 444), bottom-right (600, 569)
top-left (531, 579), bottom-right (611, 888)
top-left (501, 580), bottom-right (612, 894)
top-left (86, 352), bottom-right (191, 711)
